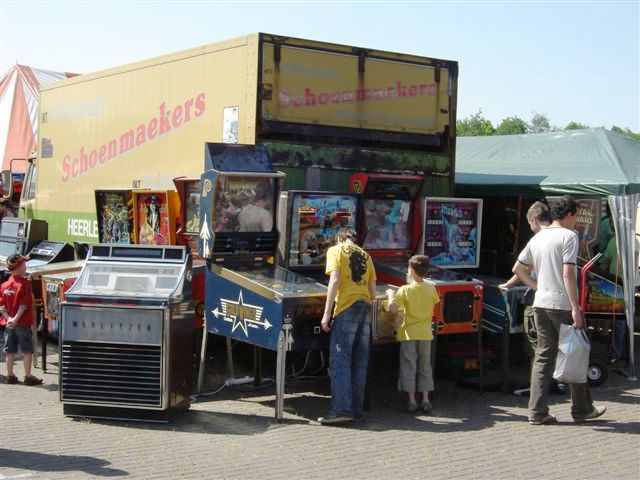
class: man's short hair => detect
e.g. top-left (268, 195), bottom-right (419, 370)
top-left (527, 201), bottom-right (551, 224)
top-left (550, 195), bottom-right (578, 221)
top-left (6, 254), bottom-right (27, 271)
top-left (409, 255), bottom-right (430, 278)
top-left (336, 228), bottom-right (356, 243)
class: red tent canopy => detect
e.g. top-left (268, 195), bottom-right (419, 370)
top-left (0, 65), bottom-right (77, 172)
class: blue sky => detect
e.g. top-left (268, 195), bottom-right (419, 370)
top-left (1, 0), bottom-right (638, 130)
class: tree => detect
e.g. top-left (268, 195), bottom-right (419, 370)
top-left (564, 121), bottom-right (589, 130)
top-left (611, 125), bottom-right (640, 141)
top-left (457, 110), bottom-right (495, 136)
top-left (529, 112), bottom-right (553, 133)
top-left (495, 116), bottom-right (528, 135)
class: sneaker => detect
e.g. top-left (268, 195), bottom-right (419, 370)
top-left (573, 405), bottom-right (607, 423)
top-left (421, 400), bottom-right (433, 414)
top-left (23, 375), bottom-right (43, 386)
top-left (5, 375), bottom-right (19, 385)
top-left (407, 401), bottom-right (418, 413)
top-left (528, 414), bottom-right (558, 425)
top-left (318, 414), bottom-right (353, 426)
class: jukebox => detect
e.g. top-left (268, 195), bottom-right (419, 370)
top-left (59, 244), bottom-right (193, 421)
top-left (200, 143), bottom-right (333, 420)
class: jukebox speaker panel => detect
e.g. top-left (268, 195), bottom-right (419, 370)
top-left (60, 305), bottom-right (165, 409)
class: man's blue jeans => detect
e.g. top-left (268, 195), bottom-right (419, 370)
top-left (329, 301), bottom-right (371, 418)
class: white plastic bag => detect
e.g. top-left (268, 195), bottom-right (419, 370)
top-left (553, 324), bottom-right (591, 384)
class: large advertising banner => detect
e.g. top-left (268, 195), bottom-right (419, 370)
top-left (423, 197), bottom-right (483, 269)
top-left (261, 43), bottom-right (451, 136)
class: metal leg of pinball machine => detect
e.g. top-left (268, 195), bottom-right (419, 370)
top-left (253, 347), bottom-right (263, 387)
top-left (197, 323), bottom-right (209, 393)
top-left (225, 337), bottom-right (235, 381)
top-left (275, 325), bottom-right (292, 422)
top-left (41, 308), bottom-right (48, 374)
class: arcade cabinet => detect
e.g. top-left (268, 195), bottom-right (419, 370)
top-left (95, 190), bottom-right (133, 244)
top-left (277, 189), bottom-right (400, 345)
top-left (349, 174), bottom-right (484, 336)
top-left (132, 190), bottom-right (180, 246)
top-left (173, 177), bottom-right (206, 329)
top-left (199, 143), bottom-right (330, 421)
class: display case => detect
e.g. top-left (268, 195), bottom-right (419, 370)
top-left (95, 190), bottom-right (133, 244)
top-left (59, 244), bottom-right (193, 421)
top-left (132, 190), bottom-right (180, 246)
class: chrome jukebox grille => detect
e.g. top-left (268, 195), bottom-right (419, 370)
top-left (61, 342), bottom-right (162, 407)
top-left (60, 304), bottom-right (165, 408)
top-left (443, 291), bottom-right (475, 323)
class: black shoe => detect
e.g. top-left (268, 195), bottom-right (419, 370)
top-left (24, 375), bottom-right (43, 386)
top-left (318, 414), bottom-right (353, 426)
top-left (6, 375), bottom-right (19, 384)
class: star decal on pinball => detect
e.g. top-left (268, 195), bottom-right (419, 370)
top-left (212, 291), bottom-right (272, 337)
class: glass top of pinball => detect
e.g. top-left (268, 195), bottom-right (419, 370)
top-left (374, 257), bottom-right (471, 283)
top-left (231, 266), bottom-right (327, 297)
top-left (68, 262), bottom-right (184, 298)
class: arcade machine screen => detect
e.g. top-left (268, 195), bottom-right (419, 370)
top-left (423, 198), bottom-right (483, 269)
top-left (184, 182), bottom-right (202, 235)
top-left (362, 199), bottom-right (411, 250)
top-left (95, 191), bottom-right (132, 244)
top-left (213, 176), bottom-right (276, 233)
top-left (287, 193), bottom-right (358, 268)
top-left (135, 192), bottom-right (173, 245)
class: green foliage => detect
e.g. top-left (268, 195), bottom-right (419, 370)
top-left (495, 116), bottom-right (528, 135)
top-left (529, 112), bottom-right (553, 133)
top-left (611, 126), bottom-right (640, 141)
top-left (564, 121), bottom-right (589, 130)
top-left (456, 110), bottom-right (495, 137)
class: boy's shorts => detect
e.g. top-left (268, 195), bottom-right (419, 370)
top-left (4, 327), bottom-right (34, 354)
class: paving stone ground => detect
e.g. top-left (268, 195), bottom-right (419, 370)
top-left (1, 343), bottom-right (639, 480)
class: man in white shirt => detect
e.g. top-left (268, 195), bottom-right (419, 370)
top-left (514, 196), bottom-right (606, 425)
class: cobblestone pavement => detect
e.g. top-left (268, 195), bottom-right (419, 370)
top-left (1, 347), bottom-right (639, 480)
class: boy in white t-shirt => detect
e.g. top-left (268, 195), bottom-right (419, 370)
top-left (514, 195), bottom-right (606, 425)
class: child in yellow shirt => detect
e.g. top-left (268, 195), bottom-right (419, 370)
top-left (387, 255), bottom-right (440, 413)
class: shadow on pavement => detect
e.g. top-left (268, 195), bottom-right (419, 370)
top-left (0, 448), bottom-right (128, 477)
top-left (79, 409), bottom-right (307, 436)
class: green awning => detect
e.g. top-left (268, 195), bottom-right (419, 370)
top-left (455, 128), bottom-right (640, 197)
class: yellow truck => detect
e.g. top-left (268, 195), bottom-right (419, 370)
top-left (17, 33), bottom-right (457, 242)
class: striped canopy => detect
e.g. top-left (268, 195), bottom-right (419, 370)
top-left (0, 65), bottom-right (76, 172)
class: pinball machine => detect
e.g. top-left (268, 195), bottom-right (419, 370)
top-left (173, 177), bottom-right (206, 327)
top-left (199, 143), bottom-right (334, 420)
top-left (95, 190), bottom-right (134, 245)
top-left (349, 174), bottom-right (484, 337)
top-left (277, 189), bottom-right (399, 345)
top-left (132, 190), bottom-right (180, 246)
